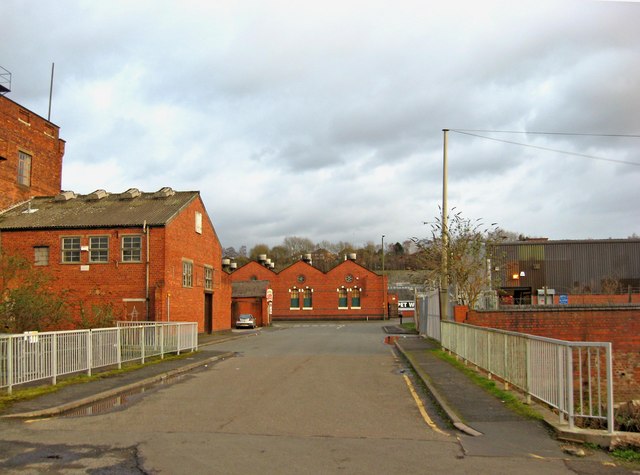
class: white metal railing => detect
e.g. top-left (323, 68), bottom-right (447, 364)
top-left (0, 322), bottom-right (198, 394)
top-left (440, 321), bottom-right (614, 433)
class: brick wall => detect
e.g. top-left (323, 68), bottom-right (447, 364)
top-left (230, 259), bottom-right (388, 321)
top-left (157, 196), bottom-right (231, 332)
top-left (465, 307), bottom-right (640, 401)
top-left (0, 227), bottom-right (149, 329)
top-left (0, 196), bottom-right (231, 333)
top-left (0, 96), bottom-right (65, 210)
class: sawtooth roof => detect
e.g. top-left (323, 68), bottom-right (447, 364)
top-left (0, 188), bottom-right (199, 230)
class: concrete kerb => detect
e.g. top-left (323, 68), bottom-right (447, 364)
top-left (395, 340), bottom-right (483, 437)
top-left (2, 351), bottom-right (235, 419)
top-left (395, 339), bottom-right (638, 449)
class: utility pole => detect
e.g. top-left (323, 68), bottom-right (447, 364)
top-left (440, 129), bottom-right (449, 320)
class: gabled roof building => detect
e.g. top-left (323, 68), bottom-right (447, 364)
top-left (0, 188), bottom-right (231, 332)
top-left (230, 255), bottom-right (388, 322)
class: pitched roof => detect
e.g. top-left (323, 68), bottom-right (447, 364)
top-left (0, 188), bottom-right (199, 230)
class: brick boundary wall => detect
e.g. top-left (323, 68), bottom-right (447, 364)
top-left (464, 306), bottom-right (640, 402)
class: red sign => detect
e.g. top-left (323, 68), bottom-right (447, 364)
top-left (266, 289), bottom-right (273, 302)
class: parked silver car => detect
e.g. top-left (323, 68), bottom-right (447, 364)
top-left (235, 314), bottom-right (256, 329)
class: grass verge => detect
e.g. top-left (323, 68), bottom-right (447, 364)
top-left (611, 447), bottom-right (640, 463)
top-left (432, 348), bottom-right (544, 421)
top-left (0, 352), bottom-right (194, 413)
top-left (400, 322), bottom-right (416, 332)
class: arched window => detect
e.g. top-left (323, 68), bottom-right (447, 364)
top-left (303, 288), bottom-right (313, 309)
top-left (351, 287), bottom-right (361, 308)
top-left (338, 287), bottom-right (348, 308)
top-left (290, 288), bottom-right (300, 309)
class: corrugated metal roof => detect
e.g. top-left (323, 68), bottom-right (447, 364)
top-left (0, 188), bottom-right (199, 230)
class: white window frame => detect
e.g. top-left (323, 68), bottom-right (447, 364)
top-left (204, 265), bottom-right (213, 290)
top-left (17, 150), bottom-right (31, 187)
top-left (195, 211), bottom-right (203, 234)
top-left (182, 259), bottom-right (193, 288)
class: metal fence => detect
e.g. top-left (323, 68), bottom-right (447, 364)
top-left (440, 321), bottom-right (614, 433)
top-left (0, 322), bottom-right (198, 394)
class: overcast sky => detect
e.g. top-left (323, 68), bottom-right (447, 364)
top-left (2, 0), bottom-right (639, 250)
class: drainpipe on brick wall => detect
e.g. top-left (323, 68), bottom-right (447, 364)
top-left (143, 220), bottom-right (150, 320)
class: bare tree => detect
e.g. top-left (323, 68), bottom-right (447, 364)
top-left (414, 209), bottom-right (504, 308)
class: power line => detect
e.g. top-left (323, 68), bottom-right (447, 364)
top-left (451, 129), bottom-right (640, 138)
top-left (450, 130), bottom-right (640, 167)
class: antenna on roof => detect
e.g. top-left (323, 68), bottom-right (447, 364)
top-left (0, 65), bottom-right (11, 96)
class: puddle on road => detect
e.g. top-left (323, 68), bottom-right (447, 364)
top-left (60, 373), bottom-right (189, 418)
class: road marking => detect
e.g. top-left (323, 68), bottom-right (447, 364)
top-left (403, 374), bottom-right (449, 436)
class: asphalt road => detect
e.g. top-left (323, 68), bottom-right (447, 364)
top-left (0, 322), bottom-right (631, 474)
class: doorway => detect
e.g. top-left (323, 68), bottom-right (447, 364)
top-left (204, 293), bottom-right (213, 334)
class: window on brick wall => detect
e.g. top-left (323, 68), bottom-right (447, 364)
top-left (303, 288), bottom-right (313, 309)
top-left (195, 211), bottom-right (203, 234)
top-left (351, 287), bottom-right (361, 308)
top-left (34, 246), bottom-right (49, 266)
top-left (61, 237), bottom-right (81, 263)
top-left (89, 236), bottom-right (109, 263)
top-left (204, 265), bottom-right (213, 290)
top-left (290, 288), bottom-right (300, 309)
top-left (17, 151), bottom-right (31, 187)
top-left (122, 235), bottom-right (142, 262)
top-left (182, 260), bottom-right (193, 288)
top-left (338, 287), bottom-right (348, 308)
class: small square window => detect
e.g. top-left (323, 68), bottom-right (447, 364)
top-left (62, 237), bottom-right (81, 263)
top-left (122, 236), bottom-right (142, 262)
top-left (34, 246), bottom-right (49, 266)
top-left (89, 236), bottom-right (109, 263)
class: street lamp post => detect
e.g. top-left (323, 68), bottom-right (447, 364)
top-left (382, 234), bottom-right (386, 320)
top-left (381, 235), bottom-right (385, 273)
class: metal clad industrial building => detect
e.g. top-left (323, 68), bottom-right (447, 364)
top-left (492, 239), bottom-right (640, 298)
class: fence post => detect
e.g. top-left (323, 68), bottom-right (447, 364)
top-left (605, 343), bottom-right (614, 434)
top-left (7, 336), bottom-right (13, 395)
top-left (525, 339), bottom-right (531, 404)
top-left (141, 326), bottom-right (146, 364)
top-left (160, 323), bottom-right (165, 359)
top-left (117, 326), bottom-right (122, 369)
top-left (52, 333), bottom-right (57, 386)
top-left (557, 345), bottom-right (565, 425)
top-left (566, 346), bottom-right (574, 430)
top-left (87, 331), bottom-right (93, 377)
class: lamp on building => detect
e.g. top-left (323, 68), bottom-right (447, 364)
top-left (520, 271), bottom-right (526, 277)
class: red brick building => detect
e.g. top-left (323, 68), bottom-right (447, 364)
top-left (230, 256), bottom-right (388, 322)
top-left (0, 94), bottom-right (65, 210)
top-left (0, 188), bottom-right (232, 333)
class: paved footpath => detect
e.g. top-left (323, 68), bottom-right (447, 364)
top-left (395, 336), bottom-right (566, 458)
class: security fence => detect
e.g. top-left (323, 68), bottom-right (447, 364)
top-left (441, 321), bottom-right (614, 433)
top-left (0, 322), bottom-right (197, 394)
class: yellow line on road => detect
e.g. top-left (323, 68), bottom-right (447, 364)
top-left (403, 374), bottom-right (449, 436)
